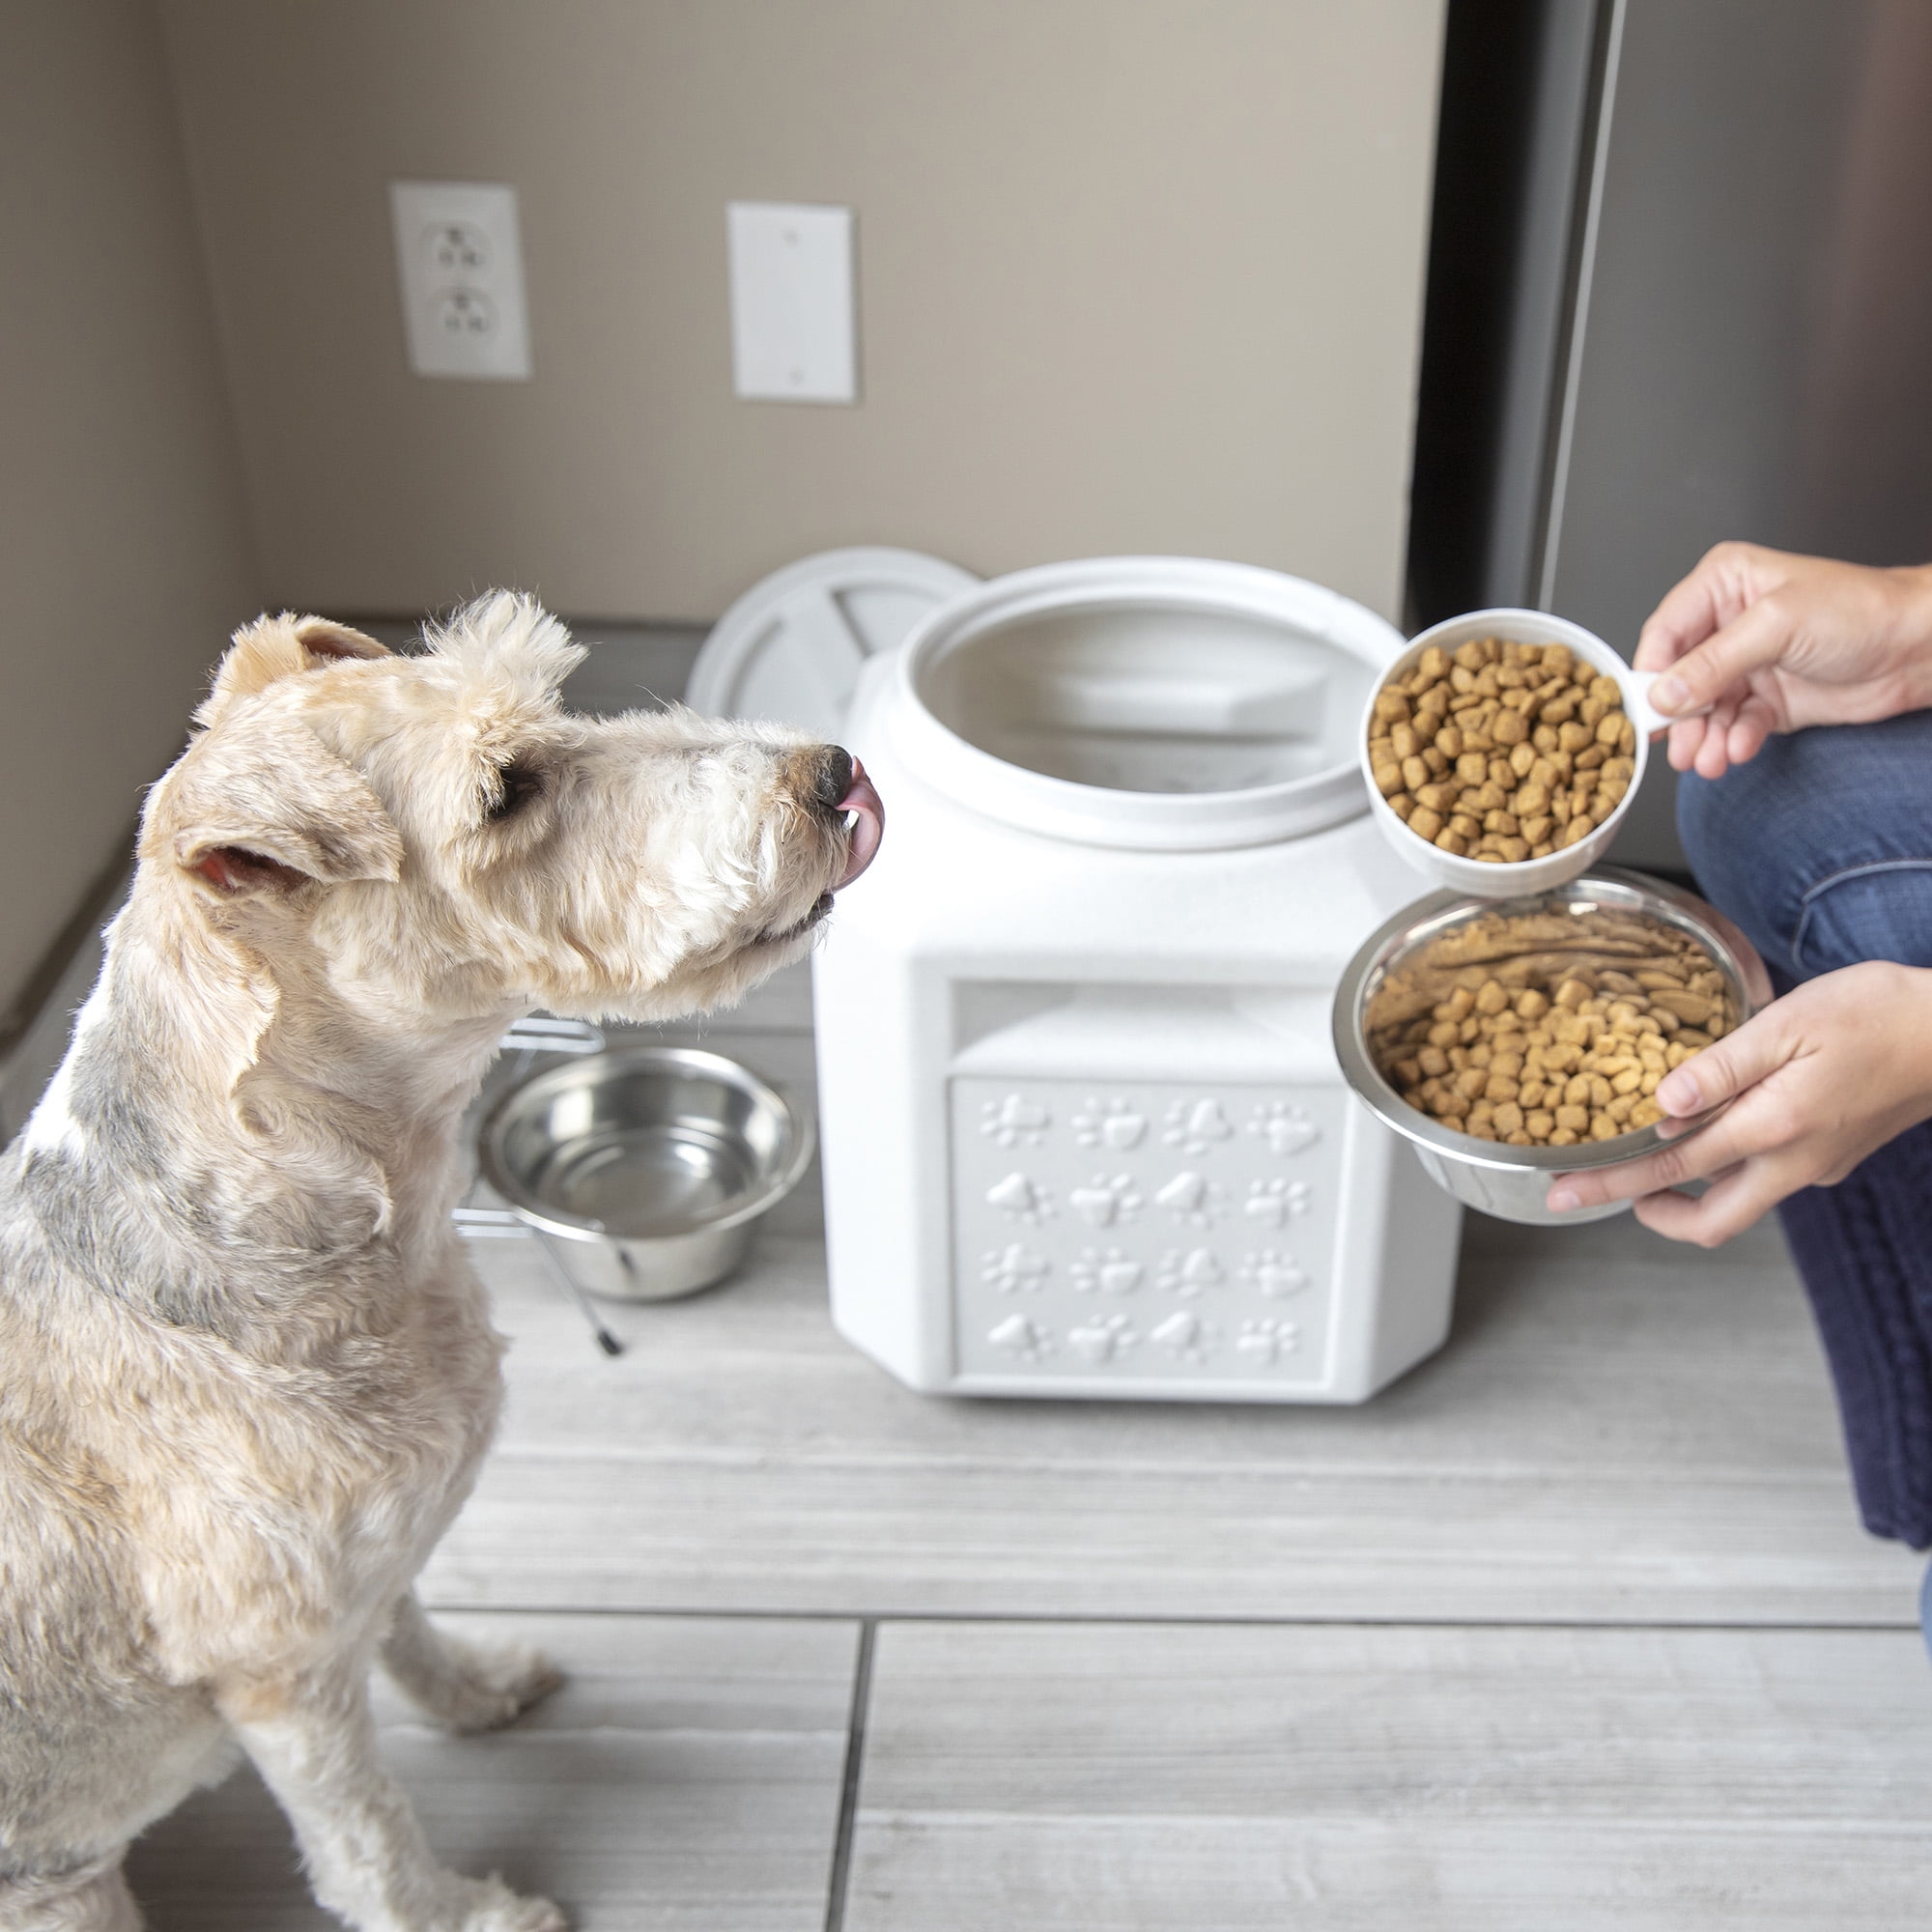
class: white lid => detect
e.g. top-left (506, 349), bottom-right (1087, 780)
top-left (688, 546), bottom-right (978, 739)
top-left (887, 556), bottom-right (1406, 851)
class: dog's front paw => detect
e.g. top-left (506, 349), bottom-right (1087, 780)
top-left (434, 1871), bottom-right (569, 1931)
top-left (436, 1637), bottom-right (565, 1735)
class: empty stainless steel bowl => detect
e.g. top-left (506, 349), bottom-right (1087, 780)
top-left (1331, 867), bottom-right (1773, 1225)
top-left (480, 1045), bottom-right (815, 1300)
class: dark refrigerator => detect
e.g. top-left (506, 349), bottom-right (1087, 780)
top-left (1409, 0), bottom-right (1932, 870)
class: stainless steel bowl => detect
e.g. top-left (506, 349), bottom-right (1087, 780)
top-left (1331, 867), bottom-right (1773, 1225)
top-left (479, 1045), bottom-right (815, 1300)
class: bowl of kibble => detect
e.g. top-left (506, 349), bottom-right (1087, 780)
top-left (1331, 867), bottom-right (1773, 1224)
top-left (1362, 608), bottom-right (1677, 897)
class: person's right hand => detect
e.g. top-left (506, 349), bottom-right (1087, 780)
top-left (1633, 542), bottom-right (1932, 779)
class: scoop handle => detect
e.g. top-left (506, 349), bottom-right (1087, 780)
top-left (1625, 668), bottom-right (1713, 738)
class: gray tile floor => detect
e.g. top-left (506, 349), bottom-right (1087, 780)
top-left (126, 958), bottom-right (1932, 1929)
top-left (75, 630), bottom-right (1932, 1923)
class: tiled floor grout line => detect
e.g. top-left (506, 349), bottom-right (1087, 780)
top-left (822, 1617), bottom-right (877, 1932)
top-left (424, 1602), bottom-right (1918, 1634)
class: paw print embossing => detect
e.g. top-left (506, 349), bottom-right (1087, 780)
top-left (1155, 1247), bottom-right (1225, 1296)
top-left (1238, 1250), bottom-right (1310, 1299)
top-left (1069, 1247), bottom-right (1144, 1295)
top-left (1163, 1098), bottom-right (1236, 1156)
top-left (1248, 1100), bottom-right (1321, 1157)
top-left (988, 1313), bottom-right (1053, 1360)
top-left (1072, 1096), bottom-right (1150, 1151)
top-left (1066, 1313), bottom-right (1139, 1365)
top-left (980, 1094), bottom-right (1050, 1149)
top-left (987, 1173), bottom-right (1053, 1225)
top-left (1067, 1174), bottom-right (1143, 1228)
top-left (1236, 1317), bottom-right (1300, 1366)
top-left (980, 1244), bottom-right (1050, 1294)
top-left (1151, 1309), bottom-right (1219, 1362)
top-left (1243, 1178), bottom-right (1311, 1229)
top-left (1154, 1171), bottom-right (1228, 1228)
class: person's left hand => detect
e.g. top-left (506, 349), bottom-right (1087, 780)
top-left (1546, 961), bottom-right (1932, 1243)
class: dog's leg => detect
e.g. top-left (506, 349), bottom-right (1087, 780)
top-left (213, 1670), bottom-right (565, 1932)
top-left (0, 1855), bottom-right (142, 1932)
top-left (379, 1592), bottom-right (563, 1736)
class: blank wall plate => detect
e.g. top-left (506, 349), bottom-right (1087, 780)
top-left (389, 181), bottom-right (532, 381)
top-left (727, 202), bottom-right (857, 404)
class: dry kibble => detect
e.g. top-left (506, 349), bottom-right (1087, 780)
top-left (1374, 638), bottom-right (1632, 865)
top-left (1368, 903), bottom-right (1736, 1151)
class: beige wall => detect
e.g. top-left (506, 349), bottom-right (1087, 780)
top-left (0, 0), bottom-right (258, 1026)
top-left (158, 0), bottom-right (1444, 625)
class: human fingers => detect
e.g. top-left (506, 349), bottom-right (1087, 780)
top-left (1634, 540), bottom-right (1783, 671)
top-left (1546, 1006), bottom-right (1801, 1214)
top-left (1690, 692), bottom-right (1745, 780)
top-left (1647, 593), bottom-right (1798, 722)
top-left (1665, 714), bottom-right (1712, 772)
top-left (1651, 1002), bottom-right (1795, 1118)
top-left (1545, 1103), bottom-right (1762, 1214)
top-left (1668, 690), bottom-right (1779, 778)
top-left (1630, 1156), bottom-right (1793, 1245)
top-left (1723, 693), bottom-right (1780, 768)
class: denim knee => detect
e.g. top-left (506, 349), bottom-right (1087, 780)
top-left (1677, 712), bottom-right (1932, 982)
top-left (1677, 753), bottom-right (1809, 975)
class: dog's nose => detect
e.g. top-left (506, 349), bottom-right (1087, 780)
top-left (810, 746), bottom-right (855, 812)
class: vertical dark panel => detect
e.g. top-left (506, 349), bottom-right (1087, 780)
top-left (1796, 0), bottom-right (1932, 564)
top-left (1406, 0), bottom-right (1551, 628)
top-left (1550, 0), bottom-right (1877, 867)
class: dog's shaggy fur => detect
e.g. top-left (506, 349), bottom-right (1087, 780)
top-left (0, 596), bottom-right (872, 1931)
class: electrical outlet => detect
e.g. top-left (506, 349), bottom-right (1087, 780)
top-left (389, 181), bottom-right (531, 381)
top-left (727, 202), bottom-right (857, 403)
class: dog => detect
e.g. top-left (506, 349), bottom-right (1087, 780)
top-left (0, 594), bottom-right (883, 1931)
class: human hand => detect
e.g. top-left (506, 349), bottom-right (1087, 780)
top-left (1545, 961), bottom-right (1932, 1244)
top-left (1634, 542), bottom-right (1932, 779)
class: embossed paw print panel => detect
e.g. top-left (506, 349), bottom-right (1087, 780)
top-left (951, 1077), bottom-right (1343, 1386)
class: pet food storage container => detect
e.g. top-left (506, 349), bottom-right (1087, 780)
top-left (812, 557), bottom-right (1463, 1404)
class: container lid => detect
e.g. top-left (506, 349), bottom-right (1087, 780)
top-left (886, 556), bottom-right (1406, 850)
top-left (688, 546), bottom-right (978, 738)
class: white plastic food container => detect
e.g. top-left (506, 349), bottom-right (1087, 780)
top-left (813, 558), bottom-right (1463, 1404)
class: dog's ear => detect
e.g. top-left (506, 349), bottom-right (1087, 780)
top-left (158, 714), bottom-right (404, 899)
top-left (196, 613), bottom-right (392, 729)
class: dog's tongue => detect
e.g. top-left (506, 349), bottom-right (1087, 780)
top-left (834, 762), bottom-right (884, 890)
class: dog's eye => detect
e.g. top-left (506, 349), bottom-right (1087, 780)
top-left (486, 760), bottom-right (545, 822)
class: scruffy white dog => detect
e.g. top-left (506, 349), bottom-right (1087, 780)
top-left (0, 595), bottom-right (882, 1932)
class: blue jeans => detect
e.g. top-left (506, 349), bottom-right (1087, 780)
top-left (1678, 710), bottom-right (1932, 1574)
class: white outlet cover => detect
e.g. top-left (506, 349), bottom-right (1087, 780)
top-left (726, 202), bottom-right (857, 404)
top-left (389, 181), bottom-right (532, 381)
